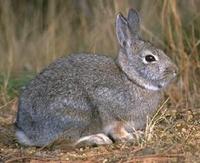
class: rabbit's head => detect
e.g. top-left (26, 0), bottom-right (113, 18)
top-left (116, 9), bottom-right (178, 91)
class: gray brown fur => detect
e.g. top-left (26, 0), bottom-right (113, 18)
top-left (15, 9), bottom-right (178, 147)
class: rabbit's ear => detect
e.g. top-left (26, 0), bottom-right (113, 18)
top-left (116, 13), bottom-right (131, 47)
top-left (116, 10), bottom-right (140, 47)
top-left (127, 9), bottom-right (140, 37)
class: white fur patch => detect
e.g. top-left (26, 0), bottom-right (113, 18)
top-left (16, 130), bottom-right (33, 146)
top-left (143, 83), bottom-right (160, 91)
top-left (75, 133), bottom-right (112, 146)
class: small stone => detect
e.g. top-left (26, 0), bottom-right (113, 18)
top-left (181, 128), bottom-right (187, 133)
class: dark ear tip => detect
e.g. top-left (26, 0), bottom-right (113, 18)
top-left (116, 12), bottom-right (122, 19)
top-left (127, 8), bottom-right (140, 23)
top-left (129, 8), bottom-right (138, 12)
top-left (116, 12), bottom-right (127, 22)
top-left (128, 8), bottom-right (139, 15)
top-left (117, 12), bottom-right (123, 16)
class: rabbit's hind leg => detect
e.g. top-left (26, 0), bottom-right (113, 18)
top-left (15, 129), bottom-right (33, 146)
top-left (74, 133), bottom-right (113, 147)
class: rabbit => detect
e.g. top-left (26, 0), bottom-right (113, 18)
top-left (15, 9), bottom-right (178, 147)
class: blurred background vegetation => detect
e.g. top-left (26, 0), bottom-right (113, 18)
top-left (0, 0), bottom-right (199, 110)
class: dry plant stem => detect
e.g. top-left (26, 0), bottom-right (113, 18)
top-left (117, 98), bottom-right (169, 147)
top-left (0, 98), bottom-right (16, 110)
top-left (5, 156), bottom-right (57, 163)
top-left (145, 98), bottom-right (169, 143)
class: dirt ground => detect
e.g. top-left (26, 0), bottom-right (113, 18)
top-left (0, 98), bottom-right (200, 163)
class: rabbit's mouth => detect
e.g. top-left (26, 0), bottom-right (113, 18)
top-left (157, 74), bottom-right (177, 90)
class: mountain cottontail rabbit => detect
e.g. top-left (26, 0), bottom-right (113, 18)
top-left (15, 9), bottom-right (178, 147)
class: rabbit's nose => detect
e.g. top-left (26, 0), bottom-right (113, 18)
top-left (165, 65), bottom-right (178, 77)
top-left (172, 64), bottom-right (179, 77)
top-left (170, 65), bottom-right (179, 78)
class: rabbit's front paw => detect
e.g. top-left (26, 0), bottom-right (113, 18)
top-left (104, 121), bottom-right (134, 143)
top-left (120, 132), bottom-right (134, 142)
top-left (75, 133), bottom-right (113, 147)
top-left (112, 131), bottom-right (134, 143)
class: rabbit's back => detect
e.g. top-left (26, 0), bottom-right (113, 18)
top-left (20, 53), bottom-right (123, 104)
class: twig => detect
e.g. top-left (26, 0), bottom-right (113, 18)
top-left (5, 156), bottom-right (58, 163)
top-left (124, 153), bottom-right (185, 163)
top-left (0, 98), bottom-right (17, 110)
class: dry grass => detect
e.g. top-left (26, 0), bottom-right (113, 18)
top-left (0, 0), bottom-right (200, 162)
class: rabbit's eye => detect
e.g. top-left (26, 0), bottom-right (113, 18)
top-left (145, 55), bottom-right (156, 62)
